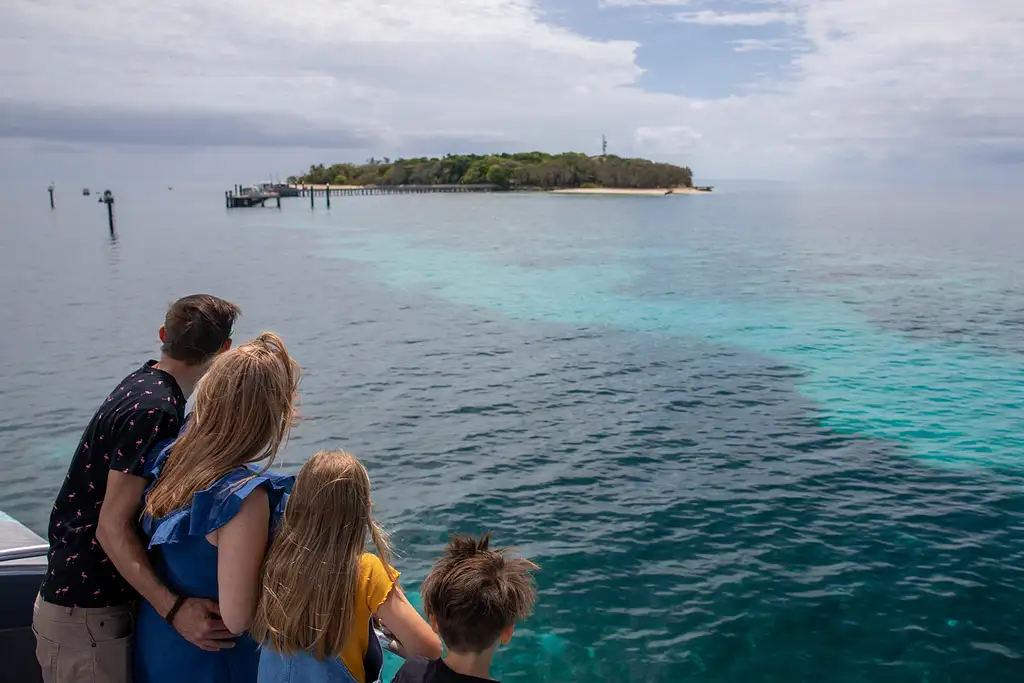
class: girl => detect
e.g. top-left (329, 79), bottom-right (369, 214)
top-left (134, 332), bottom-right (301, 683)
top-left (252, 451), bottom-right (442, 683)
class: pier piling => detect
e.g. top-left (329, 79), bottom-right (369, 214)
top-left (310, 186), bottom-right (314, 210)
top-left (326, 184), bottom-right (331, 209)
top-left (48, 184), bottom-right (54, 209)
top-left (102, 190), bottom-right (115, 236)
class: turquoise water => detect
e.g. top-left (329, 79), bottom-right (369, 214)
top-left (1, 184), bottom-right (1023, 681)
top-left (317, 228), bottom-right (1024, 468)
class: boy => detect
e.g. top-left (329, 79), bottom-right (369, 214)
top-left (393, 533), bottom-right (538, 683)
top-left (34, 294), bottom-right (241, 683)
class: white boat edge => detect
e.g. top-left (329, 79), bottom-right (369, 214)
top-left (0, 510), bottom-right (47, 573)
top-left (0, 510), bottom-right (47, 683)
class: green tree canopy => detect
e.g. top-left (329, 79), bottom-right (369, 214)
top-left (296, 152), bottom-right (692, 190)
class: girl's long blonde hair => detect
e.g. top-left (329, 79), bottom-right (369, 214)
top-left (145, 332), bottom-right (300, 519)
top-left (251, 450), bottom-right (394, 659)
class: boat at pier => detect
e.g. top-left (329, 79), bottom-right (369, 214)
top-left (225, 184), bottom-right (282, 208)
top-left (263, 182), bottom-right (299, 197)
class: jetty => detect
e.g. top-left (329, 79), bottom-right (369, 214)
top-left (225, 181), bottom-right (504, 209)
top-left (295, 183), bottom-right (500, 197)
top-left (225, 182), bottom-right (503, 208)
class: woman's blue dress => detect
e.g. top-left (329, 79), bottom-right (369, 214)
top-left (133, 446), bottom-right (293, 683)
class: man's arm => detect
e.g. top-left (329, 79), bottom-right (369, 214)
top-left (98, 471), bottom-right (235, 651)
top-left (98, 408), bottom-right (234, 651)
top-left (97, 471), bottom-right (174, 615)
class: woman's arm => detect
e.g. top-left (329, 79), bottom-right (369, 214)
top-left (210, 487), bottom-right (269, 635)
top-left (101, 471), bottom-right (235, 650)
top-left (375, 585), bottom-right (443, 660)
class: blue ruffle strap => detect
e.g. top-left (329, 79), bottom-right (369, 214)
top-left (143, 446), bottom-right (293, 548)
top-left (142, 438), bottom-right (177, 481)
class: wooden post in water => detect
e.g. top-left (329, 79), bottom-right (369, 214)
top-left (102, 190), bottom-right (115, 236)
top-left (48, 184), bottom-right (55, 209)
top-left (325, 184), bottom-right (331, 209)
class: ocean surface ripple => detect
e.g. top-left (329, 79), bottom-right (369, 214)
top-left (1, 185), bottom-right (1022, 681)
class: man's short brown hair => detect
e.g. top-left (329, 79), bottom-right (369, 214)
top-left (421, 532), bottom-right (538, 654)
top-left (162, 294), bottom-right (241, 365)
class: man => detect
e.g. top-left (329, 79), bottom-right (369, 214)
top-left (33, 294), bottom-right (242, 683)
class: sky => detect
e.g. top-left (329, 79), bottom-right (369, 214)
top-left (1, 0), bottom-right (1023, 184)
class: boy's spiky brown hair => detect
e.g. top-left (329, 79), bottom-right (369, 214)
top-left (420, 532), bottom-right (538, 653)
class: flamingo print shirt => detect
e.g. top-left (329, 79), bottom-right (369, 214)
top-left (39, 361), bottom-right (184, 607)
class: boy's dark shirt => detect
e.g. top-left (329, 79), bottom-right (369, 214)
top-left (38, 361), bottom-right (184, 607)
top-left (393, 657), bottom-right (497, 683)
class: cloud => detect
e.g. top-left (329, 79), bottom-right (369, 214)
top-left (600, 0), bottom-right (693, 5)
top-left (0, 0), bottom-right (1022, 180)
top-left (635, 126), bottom-right (702, 154)
top-left (398, 131), bottom-right (525, 155)
top-left (673, 9), bottom-right (798, 26)
top-left (730, 38), bottom-right (802, 52)
top-left (0, 0), bottom-right (649, 155)
top-left (0, 101), bottom-right (380, 148)
top-left (772, 0), bottom-right (1024, 165)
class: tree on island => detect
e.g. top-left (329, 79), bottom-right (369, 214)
top-left (296, 152), bottom-right (693, 190)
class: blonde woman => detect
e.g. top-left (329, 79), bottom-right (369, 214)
top-left (252, 451), bottom-right (442, 683)
top-left (133, 333), bottom-right (301, 683)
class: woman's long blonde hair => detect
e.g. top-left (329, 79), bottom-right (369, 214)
top-left (145, 332), bottom-right (300, 519)
top-left (251, 450), bottom-right (394, 659)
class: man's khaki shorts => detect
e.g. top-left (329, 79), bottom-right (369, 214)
top-left (32, 594), bottom-right (134, 683)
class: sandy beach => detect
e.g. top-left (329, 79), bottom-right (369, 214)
top-left (548, 187), bottom-right (711, 196)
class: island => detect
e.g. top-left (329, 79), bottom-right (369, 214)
top-left (289, 152), bottom-right (710, 195)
